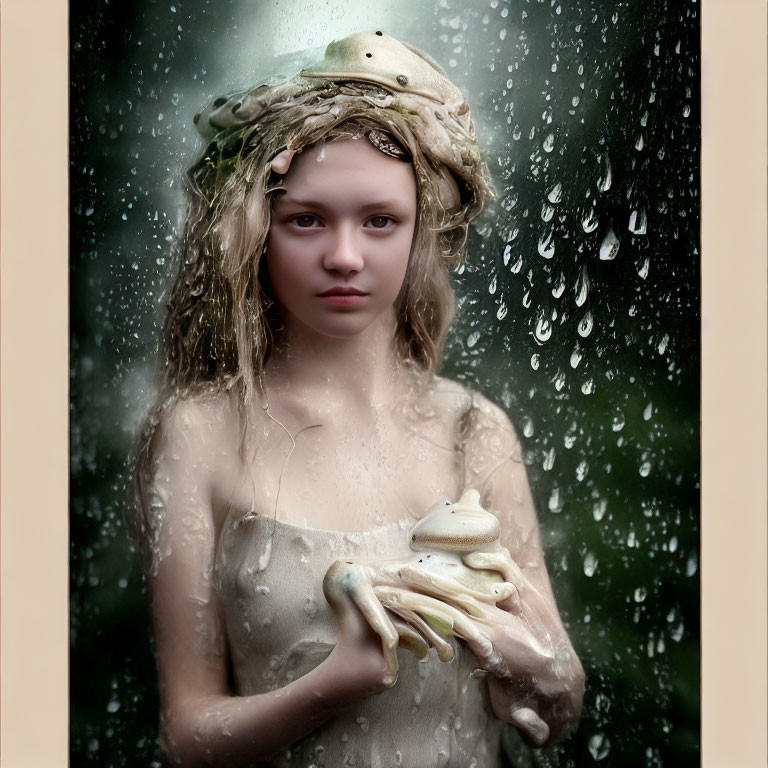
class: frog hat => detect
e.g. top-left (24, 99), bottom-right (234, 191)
top-left (191, 31), bottom-right (492, 239)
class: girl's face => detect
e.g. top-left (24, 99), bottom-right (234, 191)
top-left (266, 138), bottom-right (417, 341)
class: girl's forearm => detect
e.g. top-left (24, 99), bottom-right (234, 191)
top-left (163, 654), bottom-right (363, 767)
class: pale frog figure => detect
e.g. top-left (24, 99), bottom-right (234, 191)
top-left (323, 489), bottom-right (557, 745)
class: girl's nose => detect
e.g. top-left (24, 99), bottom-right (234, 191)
top-left (323, 226), bottom-right (364, 274)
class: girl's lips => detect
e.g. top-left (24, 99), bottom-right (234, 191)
top-left (318, 287), bottom-right (368, 306)
top-left (318, 287), bottom-right (367, 297)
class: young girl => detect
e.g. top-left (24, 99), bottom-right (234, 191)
top-left (137, 31), bottom-right (584, 768)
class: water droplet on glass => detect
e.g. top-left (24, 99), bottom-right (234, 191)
top-left (523, 418), bottom-right (534, 437)
top-left (503, 244), bottom-right (512, 266)
top-left (634, 587), bottom-right (647, 602)
top-left (639, 461), bottom-right (652, 477)
top-left (635, 134), bottom-right (644, 151)
top-left (593, 499), bottom-right (607, 521)
top-left (535, 313), bottom-right (553, 343)
top-left (467, 331), bottom-right (480, 348)
top-left (599, 228), bottom-right (620, 260)
top-left (578, 311), bottom-right (594, 338)
top-left (543, 133), bottom-right (555, 152)
top-left (581, 378), bottom-right (595, 395)
top-left (355, 716), bottom-right (370, 734)
top-left (670, 622), bottom-right (685, 642)
top-left (570, 345), bottom-right (583, 369)
top-left (636, 257), bottom-right (650, 279)
top-left (598, 154), bottom-right (612, 191)
top-left (547, 182), bottom-right (563, 203)
top-left (538, 229), bottom-right (555, 259)
top-left (552, 272), bottom-right (566, 298)
top-left (510, 253), bottom-right (523, 273)
top-left (683, 104), bottom-right (691, 117)
top-left (588, 732), bottom-right (611, 760)
top-left (657, 334), bottom-right (669, 354)
top-left (643, 402), bottom-right (653, 421)
top-left (574, 266), bottom-right (590, 307)
top-left (554, 371), bottom-right (567, 391)
top-left (543, 447), bottom-right (556, 471)
top-left (488, 276), bottom-right (497, 295)
top-left (582, 208), bottom-right (599, 233)
top-left (496, 299), bottom-right (507, 320)
top-left (576, 460), bottom-right (588, 481)
top-left (629, 209), bottom-right (647, 235)
top-left (612, 415), bottom-right (625, 432)
top-left (548, 487), bottom-right (563, 513)
top-left (583, 552), bottom-right (598, 577)
top-left (669, 536), bottom-right (678, 553)
top-left (686, 550), bottom-right (698, 576)
top-left (106, 699), bottom-right (120, 713)
top-left (541, 203), bottom-right (555, 222)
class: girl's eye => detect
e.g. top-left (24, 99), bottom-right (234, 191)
top-left (292, 214), bottom-right (320, 228)
top-left (366, 215), bottom-right (395, 229)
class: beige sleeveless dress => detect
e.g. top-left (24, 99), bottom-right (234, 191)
top-left (215, 513), bottom-right (503, 767)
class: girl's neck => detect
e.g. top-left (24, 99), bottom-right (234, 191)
top-left (265, 312), bottom-right (408, 410)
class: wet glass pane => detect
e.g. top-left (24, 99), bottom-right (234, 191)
top-left (70, 1), bottom-right (699, 765)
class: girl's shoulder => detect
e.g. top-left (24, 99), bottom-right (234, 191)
top-left (428, 376), bottom-right (519, 439)
top-left (148, 387), bottom-right (242, 459)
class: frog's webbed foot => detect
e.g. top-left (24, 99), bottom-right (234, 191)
top-left (388, 613), bottom-right (430, 659)
top-left (323, 560), bottom-right (400, 686)
top-left (386, 604), bottom-right (456, 662)
top-left (396, 562), bottom-right (515, 617)
top-left (461, 548), bottom-right (524, 611)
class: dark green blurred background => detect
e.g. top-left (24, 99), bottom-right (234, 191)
top-left (70, 1), bottom-right (700, 765)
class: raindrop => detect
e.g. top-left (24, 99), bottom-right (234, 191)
top-left (635, 134), bottom-right (645, 151)
top-left (636, 257), bottom-right (650, 279)
top-left (356, 716), bottom-right (370, 734)
top-left (634, 587), bottom-right (648, 602)
top-left (538, 229), bottom-right (555, 259)
top-left (543, 133), bottom-right (555, 152)
top-left (488, 275), bottom-right (497, 295)
top-left (643, 402), bottom-right (653, 421)
top-left (599, 228), bottom-right (620, 260)
top-left (582, 207), bottom-right (599, 233)
top-left (639, 461), bottom-right (651, 477)
top-left (593, 499), bottom-right (607, 521)
top-left (552, 272), bottom-right (566, 298)
top-left (548, 487), bottom-right (563, 513)
top-left (547, 182), bottom-right (563, 203)
top-left (496, 299), bottom-right (507, 320)
top-left (503, 244), bottom-right (512, 266)
top-left (530, 353), bottom-right (540, 370)
top-left (612, 415), bottom-right (625, 432)
top-left (510, 253), bottom-right (523, 273)
top-left (570, 346), bottom-right (582, 369)
top-left (541, 203), bottom-right (555, 222)
top-left (588, 733), bottom-right (611, 760)
top-left (554, 371), bottom-right (567, 391)
top-left (581, 378), bottom-right (595, 395)
top-left (535, 313), bottom-right (553, 343)
top-left (578, 311), bottom-right (594, 338)
top-left (572, 95), bottom-right (580, 107)
top-left (670, 622), bottom-right (685, 642)
top-left (543, 446), bottom-right (556, 471)
top-left (576, 460), bottom-right (588, 481)
top-left (523, 418), bottom-right (534, 437)
top-left (583, 552), bottom-right (598, 577)
top-left (467, 331), bottom-right (480, 348)
top-left (575, 266), bottom-right (590, 306)
top-left (686, 550), bottom-right (698, 576)
top-left (106, 699), bottom-right (120, 713)
top-left (669, 536), bottom-right (678, 552)
top-left (628, 209), bottom-right (648, 235)
top-left (657, 334), bottom-right (669, 354)
top-left (683, 104), bottom-right (691, 117)
top-left (598, 154), bottom-right (612, 191)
